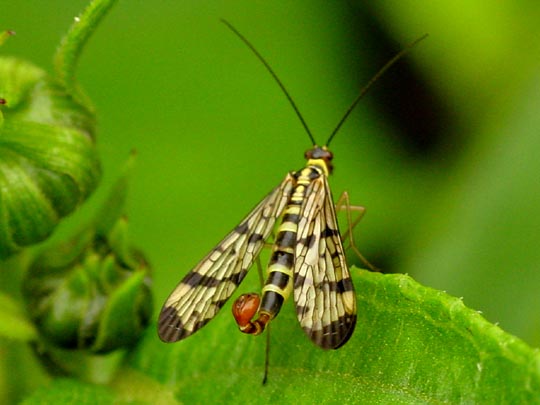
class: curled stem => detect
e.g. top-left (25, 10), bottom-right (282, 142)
top-left (53, 0), bottom-right (118, 103)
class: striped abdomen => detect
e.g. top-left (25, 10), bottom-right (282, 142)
top-left (232, 165), bottom-right (323, 334)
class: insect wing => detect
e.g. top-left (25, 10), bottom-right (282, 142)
top-left (293, 175), bottom-right (357, 349)
top-left (159, 174), bottom-right (294, 342)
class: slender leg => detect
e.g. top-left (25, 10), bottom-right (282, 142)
top-left (334, 191), bottom-right (378, 272)
top-left (263, 322), bottom-right (270, 385)
top-left (256, 256), bottom-right (270, 385)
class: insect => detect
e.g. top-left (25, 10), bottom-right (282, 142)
top-left (159, 19), bottom-right (426, 359)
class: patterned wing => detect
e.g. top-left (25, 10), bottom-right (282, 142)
top-left (293, 175), bottom-right (357, 349)
top-left (158, 174), bottom-right (294, 342)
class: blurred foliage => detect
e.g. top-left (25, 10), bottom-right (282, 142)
top-left (1, 0), bottom-right (540, 403)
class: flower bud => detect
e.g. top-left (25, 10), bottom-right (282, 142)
top-left (0, 52), bottom-right (100, 258)
top-left (23, 217), bottom-right (152, 354)
top-left (22, 154), bottom-right (151, 354)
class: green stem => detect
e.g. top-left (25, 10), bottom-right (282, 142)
top-left (53, 0), bottom-right (119, 101)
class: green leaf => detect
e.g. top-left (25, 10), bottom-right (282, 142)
top-left (94, 150), bottom-right (136, 238)
top-left (91, 269), bottom-right (152, 353)
top-left (0, 291), bottom-right (37, 342)
top-left (130, 269), bottom-right (540, 403)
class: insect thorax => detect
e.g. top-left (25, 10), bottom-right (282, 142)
top-left (304, 146), bottom-right (333, 175)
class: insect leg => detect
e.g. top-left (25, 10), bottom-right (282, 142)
top-left (335, 191), bottom-right (378, 271)
top-left (256, 257), bottom-right (271, 385)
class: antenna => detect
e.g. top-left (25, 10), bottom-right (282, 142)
top-left (325, 33), bottom-right (428, 146)
top-left (221, 19), bottom-right (317, 145)
top-left (221, 19), bottom-right (428, 148)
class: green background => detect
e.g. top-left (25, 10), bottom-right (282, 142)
top-left (2, 0), bottom-right (540, 402)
